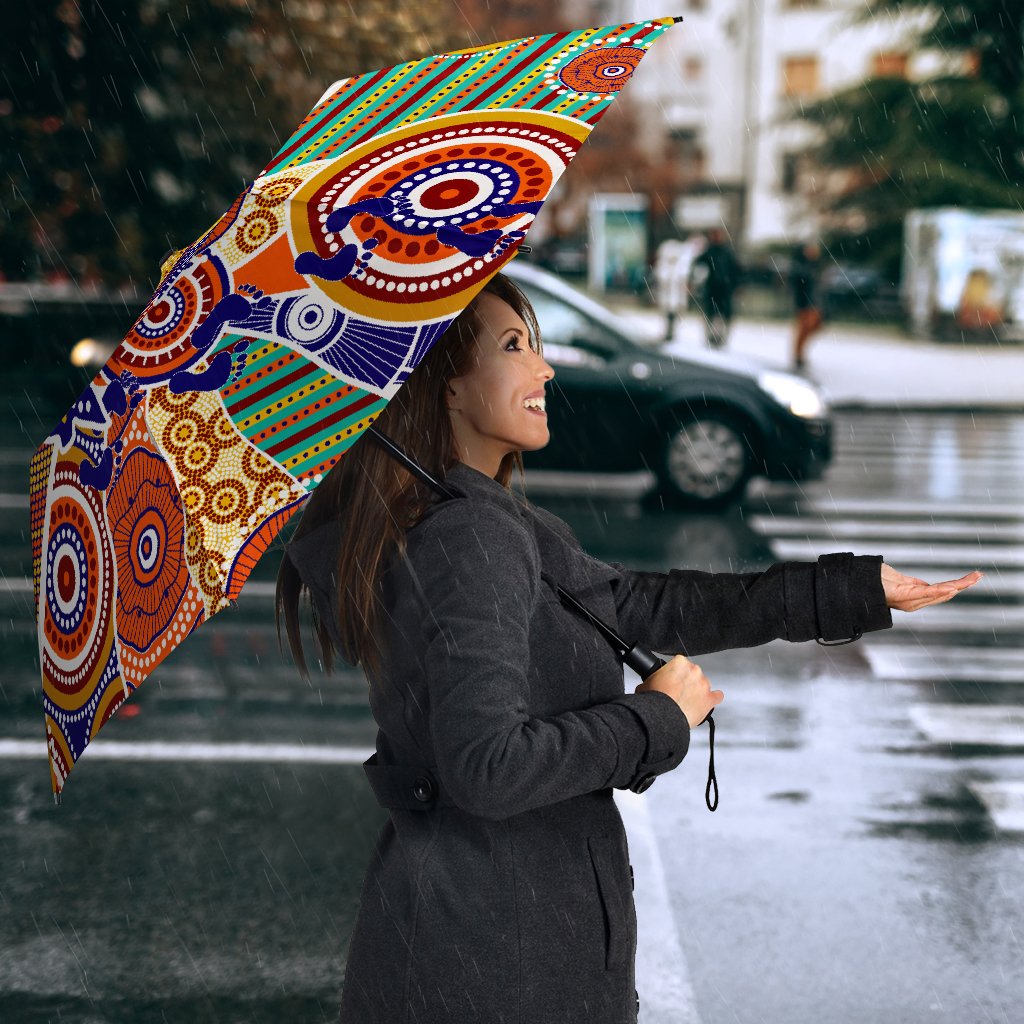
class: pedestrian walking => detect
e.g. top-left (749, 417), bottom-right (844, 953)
top-left (691, 227), bottom-right (742, 349)
top-left (790, 241), bottom-right (824, 369)
top-left (277, 272), bottom-right (981, 1024)
top-left (653, 236), bottom-right (701, 341)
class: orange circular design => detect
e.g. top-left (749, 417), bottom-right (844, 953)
top-left (40, 462), bottom-right (115, 707)
top-left (293, 110), bottom-right (584, 322)
top-left (181, 485), bottom-right (206, 515)
top-left (557, 46), bottom-right (645, 94)
top-left (107, 449), bottom-right (190, 656)
top-left (185, 523), bottom-right (205, 560)
top-left (241, 444), bottom-right (279, 481)
top-left (253, 175), bottom-right (304, 208)
top-left (212, 415), bottom-right (239, 445)
top-left (255, 479), bottom-right (290, 511)
top-left (183, 441), bottom-right (216, 478)
top-left (120, 259), bottom-right (225, 382)
top-left (166, 415), bottom-right (202, 451)
top-left (234, 209), bottom-right (280, 255)
top-left (205, 481), bottom-right (247, 525)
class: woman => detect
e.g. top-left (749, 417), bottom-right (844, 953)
top-left (277, 273), bottom-right (979, 1024)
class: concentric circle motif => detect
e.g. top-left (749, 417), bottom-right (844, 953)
top-left (234, 208), bottom-right (280, 255)
top-left (108, 448), bottom-right (189, 654)
top-left (557, 46), bottom-right (646, 94)
top-left (278, 295), bottom-right (345, 352)
top-left (293, 113), bottom-right (583, 322)
top-left (253, 175), bottom-right (303, 208)
top-left (117, 257), bottom-right (229, 383)
top-left (41, 458), bottom-right (117, 705)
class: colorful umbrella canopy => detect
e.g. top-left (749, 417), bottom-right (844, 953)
top-left (30, 16), bottom-right (679, 799)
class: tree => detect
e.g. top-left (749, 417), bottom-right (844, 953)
top-left (789, 0), bottom-right (1024, 277)
top-left (1, 1), bottom-right (467, 290)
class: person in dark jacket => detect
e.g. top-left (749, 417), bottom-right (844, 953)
top-left (277, 273), bottom-right (981, 1024)
top-left (790, 241), bottom-right (824, 369)
top-left (691, 227), bottom-right (742, 349)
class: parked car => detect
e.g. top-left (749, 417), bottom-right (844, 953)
top-left (505, 261), bottom-right (832, 508)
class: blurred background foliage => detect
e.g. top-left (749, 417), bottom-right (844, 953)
top-left (2, 0), bottom-right (659, 293)
top-left (792, 0), bottom-right (1024, 278)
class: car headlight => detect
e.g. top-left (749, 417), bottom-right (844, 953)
top-left (757, 371), bottom-right (828, 419)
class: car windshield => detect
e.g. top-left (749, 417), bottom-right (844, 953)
top-left (513, 280), bottom-right (630, 359)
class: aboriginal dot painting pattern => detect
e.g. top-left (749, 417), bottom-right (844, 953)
top-left (29, 17), bottom-right (674, 796)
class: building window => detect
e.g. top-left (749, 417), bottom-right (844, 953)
top-left (781, 56), bottom-right (820, 98)
top-left (781, 152), bottom-right (800, 195)
top-left (668, 128), bottom-right (706, 181)
top-left (871, 51), bottom-right (909, 79)
top-left (684, 56), bottom-right (703, 82)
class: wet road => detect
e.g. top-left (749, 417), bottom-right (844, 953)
top-left (1, 410), bottom-right (1022, 1023)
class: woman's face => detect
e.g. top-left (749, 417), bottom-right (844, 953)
top-left (446, 292), bottom-right (555, 478)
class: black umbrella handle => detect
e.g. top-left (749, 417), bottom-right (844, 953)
top-left (624, 643), bottom-right (717, 812)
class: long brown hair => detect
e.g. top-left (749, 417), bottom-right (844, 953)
top-left (275, 272), bottom-right (543, 682)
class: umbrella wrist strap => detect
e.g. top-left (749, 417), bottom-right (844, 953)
top-left (705, 714), bottom-right (718, 812)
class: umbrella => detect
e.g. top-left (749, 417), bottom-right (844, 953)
top-left (30, 15), bottom-right (684, 800)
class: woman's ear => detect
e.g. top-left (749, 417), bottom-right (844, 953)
top-left (445, 379), bottom-right (460, 412)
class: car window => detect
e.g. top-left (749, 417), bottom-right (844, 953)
top-left (519, 286), bottom-right (621, 361)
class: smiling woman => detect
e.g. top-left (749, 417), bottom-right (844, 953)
top-left (273, 267), bottom-right (974, 1024)
top-left (445, 290), bottom-right (556, 478)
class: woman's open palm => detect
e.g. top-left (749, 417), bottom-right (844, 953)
top-left (881, 564), bottom-right (982, 612)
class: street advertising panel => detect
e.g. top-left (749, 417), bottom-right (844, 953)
top-left (588, 193), bottom-right (649, 293)
top-left (904, 208), bottom-right (1024, 342)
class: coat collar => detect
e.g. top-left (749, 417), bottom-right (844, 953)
top-left (436, 460), bottom-right (530, 519)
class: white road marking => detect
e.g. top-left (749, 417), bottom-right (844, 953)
top-left (616, 786), bottom-right (702, 1024)
top-left (794, 498), bottom-right (1024, 520)
top-left (968, 781), bottom-right (1024, 833)
top-left (767, 539), bottom-right (1024, 568)
top-left (908, 705), bottom-right (1024, 748)
top-left (864, 645), bottom-right (1024, 684)
top-left (884, 605), bottom-right (1024, 633)
top-left (748, 516), bottom-right (1024, 542)
top-left (0, 739), bottom-right (375, 764)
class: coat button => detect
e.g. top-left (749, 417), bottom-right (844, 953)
top-left (630, 864), bottom-right (634, 891)
top-left (636, 989), bottom-right (640, 1014)
top-left (631, 773), bottom-right (656, 794)
top-left (412, 775), bottom-right (435, 802)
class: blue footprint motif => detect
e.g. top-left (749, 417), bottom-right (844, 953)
top-left (292, 191), bottom-right (540, 281)
top-left (294, 236), bottom-right (380, 282)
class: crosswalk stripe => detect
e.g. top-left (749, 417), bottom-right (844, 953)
top-left (967, 781), bottom-right (1024, 832)
top-left (796, 498), bottom-right (1024, 519)
top-left (908, 704), bottom-right (1024, 747)
top-left (767, 539), bottom-right (1024, 568)
top-left (886, 605), bottom-right (1024, 633)
top-left (864, 645), bottom-right (1024, 683)
top-left (748, 516), bottom-right (1024, 542)
top-left (0, 738), bottom-right (376, 763)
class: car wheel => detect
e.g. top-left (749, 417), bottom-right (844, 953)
top-left (656, 411), bottom-right (754, 508)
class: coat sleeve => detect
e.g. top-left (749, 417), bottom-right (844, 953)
top-left (604, 554), bottom-right (892, 658)
top-left (408, 502), bottom-right (691, 821)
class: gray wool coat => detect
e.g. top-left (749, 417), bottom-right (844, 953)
top-left (286, 460), bottom-right (893, 1024)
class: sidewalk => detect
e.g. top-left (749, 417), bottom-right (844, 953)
top-left (607, 303), bottom-right (1024, 411)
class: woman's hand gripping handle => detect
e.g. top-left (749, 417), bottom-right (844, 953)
top-left (630, 651), bottom-right (724, 810)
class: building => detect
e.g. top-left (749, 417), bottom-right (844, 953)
top-left (559, 0), bottom-right (936, 253)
